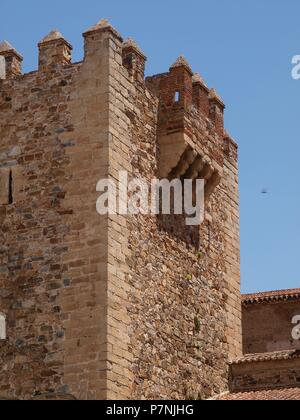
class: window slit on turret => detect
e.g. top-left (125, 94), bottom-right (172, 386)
top-left (8, 170), bottom-right (13, 204)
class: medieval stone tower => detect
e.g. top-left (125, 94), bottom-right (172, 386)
top-left (0, 20), bottom-right (241, 400)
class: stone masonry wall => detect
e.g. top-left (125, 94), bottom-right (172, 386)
top-left (0, 27), bottom-right (111, 400)
top-left (230, 356), bottom-right (300, 392)
top-left (107, 42), bottom-right (242, 398)
top-left (124, 122), bottom-right (240, 399)
top-left (0, 20), bottom-right (242, 400)
top-left (243, 300), bottom-right (300, 354)
top-left (223, 141), bottom-right (242, 359)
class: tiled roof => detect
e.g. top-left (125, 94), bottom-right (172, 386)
top-left (220, 388), bottom-right (300, 400)
top-left (231, 350), bottom-right (300, 365)
top-left (242, 288), bottom-right (300, 304)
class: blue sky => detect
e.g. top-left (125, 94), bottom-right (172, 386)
top-left (1, 0), bottom-right (299, 293)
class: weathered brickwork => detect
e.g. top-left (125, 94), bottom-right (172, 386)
top-left (0, 19), bottom-right (242, 400)
top-left (230, 352), bottom-right (300, 393)
top-left (243, 295), bottom-right (300, 354)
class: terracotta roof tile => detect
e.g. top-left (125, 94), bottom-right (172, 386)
top-left (242, 288), bottom-right (300, 304)
top-left (220, 388), bottom-right (300, 400)
top-left (231, 350), bottom-right (300, 365)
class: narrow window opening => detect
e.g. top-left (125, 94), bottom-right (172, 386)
top-left (8, 170), bottom-right (13, 205)
top-left (174, 91), bottom-right (180, 102)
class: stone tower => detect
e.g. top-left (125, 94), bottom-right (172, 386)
top-left (0, 20), bottom-right (241, 400)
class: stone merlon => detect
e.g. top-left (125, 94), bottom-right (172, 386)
top-left (83, 18), bottom-right (123, 40)
top-left (0, 40), bottom-right (23, 78)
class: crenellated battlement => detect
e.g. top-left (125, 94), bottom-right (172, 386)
top-left (0, 18), bottom-right (237, 223)
top-left (122, 38), bottom-right (147, 83)
top-left (0, 19), bottom-right (228, 146)
top-left (0, 19), bottom-right (148, 86)
top-left (144, 53), bottom-right (232, 201)
top-left (0, 18), bottom-right (241, 401)
top-left (38, 30), bottom-right (73, 71)
top-left (146, 55), bottom-right (226, 133)
top-left (1, 19), bottom-right (224, 113)
top-left (0, 17), bottom-right (235, 211)
top-left (0, 18), bottom-right (232, 160)
top-left (0, 41), bottom-right (23, 78)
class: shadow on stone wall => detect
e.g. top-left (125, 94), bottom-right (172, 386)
top-left (157, 214), bottom-right (200, 249)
